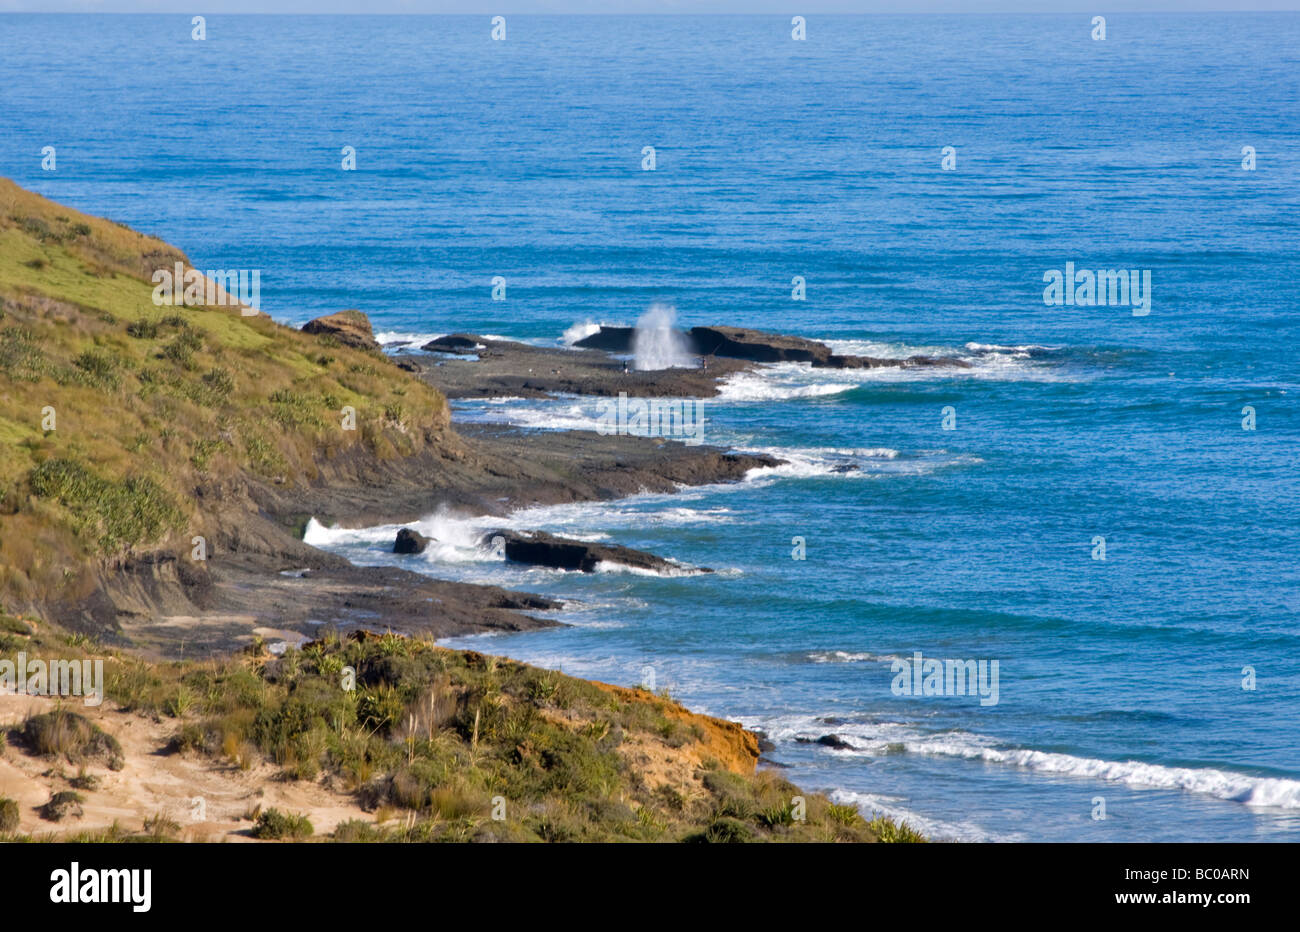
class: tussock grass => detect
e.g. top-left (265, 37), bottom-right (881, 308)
top-left (867, 816), bottom-right (927, 843)
top-left (16, 707), bottom-right (124, 770)
top-left (28, 458), bottom-right (183, 553)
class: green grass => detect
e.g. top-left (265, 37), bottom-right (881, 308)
top-left (0, 176), bottom-right (451, 606)
top-left (28, 457), bottom-right (184, 553)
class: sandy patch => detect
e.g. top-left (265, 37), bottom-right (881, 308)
top-left (0, 691), bottom-right (374, 841)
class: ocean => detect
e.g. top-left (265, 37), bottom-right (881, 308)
top-left (3, 12), bottom-right (1297, 841)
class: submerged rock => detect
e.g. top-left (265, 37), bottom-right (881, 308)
top-left (393, 527), bottom-right (434, 554)
top-left (301, 309), bottom-right (379, 351)
top-left (825, 352), bottom-right (971, 370)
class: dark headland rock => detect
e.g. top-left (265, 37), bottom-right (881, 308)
top-left (574, 324), bottom-right (970, 370)
top-left (688, 325), bottom-right (833, 364)
top-left (569, 326), bottom-right (636, 353)
top-left (301, 310), bottom-right (380, 351)
top-left (484, 528), bottom-right (710, 575)
top-left (393, 527), bottom-right (434, 554)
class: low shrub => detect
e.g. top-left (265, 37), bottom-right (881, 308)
top-left (251, 808), bottom-right (313, 840)
top-left (40, 790), bottom-right (85, 822)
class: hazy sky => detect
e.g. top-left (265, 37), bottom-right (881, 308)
top-left (2, 2), bottom-right (1297, 13)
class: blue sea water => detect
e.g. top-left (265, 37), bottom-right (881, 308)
top-left (3, 13), bottom-right (1298, 841)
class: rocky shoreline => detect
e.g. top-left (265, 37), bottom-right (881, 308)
top-left (398, 323), bottom-right (969, 403)
top-left (574, 323), bottom-right (971, 370)
top-left (99, 420), bottom-right (774, 657)
top-left (155, 315), bottom-right (970, 656)
top-left (401, 332), bottom-right (750, 399)
top-left (83, 317), bottom-right (799, 656)
top-left (20, 280), bottom-right (955, 658)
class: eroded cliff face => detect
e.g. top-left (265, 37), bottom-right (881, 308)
top-left (594, 681), bottom-right (762, 780)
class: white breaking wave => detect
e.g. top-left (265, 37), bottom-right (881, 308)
top-left (823, 338), bottom-right (947, 359)
top-left (942, 744), bottom-right (1300, 810)
top-left (505, 496), bottom-right (738, 532)
top-left (561, 320), bottom-right (603, 345)
top-left (829, 789), bottom-right (1019, 842)
top-left (715, 366), bottom-right (865, 402)
top-left (807, 650), bottom-right (906, 664)
top-left (303, 498), bottom-right (730, 584)
top-left (303, 511), bottom-right (498, 565)
top-left (715, 340), bottom-right (1077, 400)
top-left (592, 560), bottom-right (707, 578)
top-left (750, 713), bottom-right (1300, 811)
top-left (375, 330), bottom-right (444, 351)
top-left (452, 398), bottom-right (604, 433)
top-left (738, 445), bottom-right (978, 484)
top-left (963, 341), bottom-right (1059, 358)
top-left (452, 395), bottom-right (976, 484)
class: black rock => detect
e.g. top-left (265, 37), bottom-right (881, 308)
top-left (816, 734), bottom-right (855, 750)
top-left (484, 528), bottom-right (708, 575)
top-left (422, 334), bottom-right (486, 354)
top-left (574, 323), bottom-right (972, 372)
top-left (687, 325), bottom-right (832, 364)
top-left (572, 326), bottom-right (636, 353)
top-left (393, 527), bottom-right (434, 554)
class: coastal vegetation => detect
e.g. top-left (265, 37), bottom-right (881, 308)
top-left (0, 615), bottom-right (922, 842)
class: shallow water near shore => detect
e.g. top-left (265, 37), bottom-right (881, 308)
top-left (4, 12), bottom-right (1298, 841)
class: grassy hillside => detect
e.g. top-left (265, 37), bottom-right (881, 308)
top-left (0, 178), bottom-right (449, 610)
